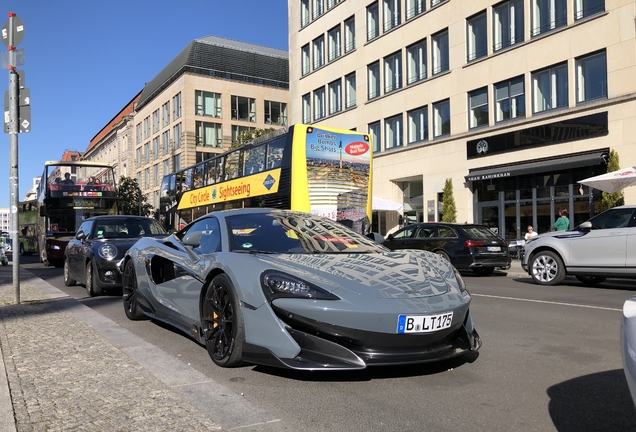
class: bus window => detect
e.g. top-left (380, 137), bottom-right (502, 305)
top-left (225, 152), bottom-right (239, 180)
top-left (244, 144), bottom-right (266, 175)
top-left (267, 139), bottom-right (285, 169)
top-left (183, 168), bottom-right (193, 191)
top-left (194, 164), bottom-right (204, 189)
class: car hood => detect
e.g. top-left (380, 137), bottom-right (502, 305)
top-left (255, 250), bottom-right (456, 299)
top-left (531, 230), bottom-right (586, 241)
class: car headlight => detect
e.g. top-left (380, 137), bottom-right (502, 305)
top-left (46, 243), bottom-right (60, 250)
top-left (452, 266), bottom-right (470, 297)
top-left (261, 271), bottom-right (339, 300)
top-left (98, 244), bottom-right (118, 260)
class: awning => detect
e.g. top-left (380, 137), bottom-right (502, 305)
top-left (372, 196), bottom-right (403, 212)
top-left (465, 150), bottom-right (608, 182)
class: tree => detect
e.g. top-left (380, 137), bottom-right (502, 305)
top-left (595, 149), bottom-right (625, 214)
top-left (230, 127), bottom-right (276, 150)
top-left (117, 176), bottom-right (153, 216)
top-left (441, 178), bottom-right (457, 222)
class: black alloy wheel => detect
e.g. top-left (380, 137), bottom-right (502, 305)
top-left (63, 259), bottom-right (76, 286)
top-left (122, 260), bottom-right (147, 320)
top-left (201, 274), bottom-right (245, 367)
top-left (85, 261), bottom-right (103, 297)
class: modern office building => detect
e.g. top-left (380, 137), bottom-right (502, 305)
top-left (288, 0), bottom-right (633, 238)
top-left (133, 35), bottom-right (289, 211)
top-left (83, 92), bottom-right (141, 181)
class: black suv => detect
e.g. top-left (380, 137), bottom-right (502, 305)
top-left (383, 222), bottom-right (511, 275)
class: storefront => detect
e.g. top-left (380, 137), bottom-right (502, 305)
top-left (464, 112), bottom-right (610, 240)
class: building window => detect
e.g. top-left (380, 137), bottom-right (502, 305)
top-left (369, 121), bottom-right (381, 152)
top-left (493, 0), bottom-right (524, 52)
top-left (328, 25), bottom-right (342, 62)
top-left (313, 35), bottom-right (325, 69)
top-left (328, 79), bottom-right (342, 115)
top-left (407, 106), bottom-right (428, 143)
top-left (153, 136), bottom-right (160, 159)
top-left (495, 75), bottom-right (525, 122)
top-left (468, 87), bottom-right (489, 129)
top-left (385, 114), bottom-right (403, 149)
top-left (173, 123), bottom-right (181, 149)
top-left (368, 61), bottom-right (380, 100)
top-left (313, 87), bottom-right (326, 120)
top-left (406, 39), bottom-right (427, 85)
top-left (265, 101), bottom-right (287, 125)
top-left (173, 154), bottom-right (181, 172)
top-left (162, 130), bottom-right (170, 154)
top-left (231, 96), bottom-right (256, 122)
top-left (172, 92), bottom-right (181, 120)
top-left (327, 0), bottom-right (341, 9)
top-left (344, 16), bottom-right (355, 53)
top-left (313, 0), bottom-right (324, 19)
top-left (431, 0), bottom-right (444, 6)
top-left (406, 0), bottom-right (425, 20)
top-left (367, 2), bottom-right (379, 41)
top-left (163, 159), bottom-right (170, 179)
top-left (144, 168), bottom-right (150, 190)
top-left (162, 101), bottom-right (170, 127)
top-left (136, 123), bottom-right (142, 144)
top-left (533, 62), bottom-right (568, 113)
top-left (136, 147), bottom-right (142, 167)
top-left (152, 109), bottom-right (160, 134)
top-left (575, 0), bottom-right (604, 20)
top-left (576, 50), bottom-right (607, 103)
top-left (196, 121), bottom-right (222, 147)
top-left (302, 93), bottom-right (311, 123)
top-left (345, 72), bottom-right (356, 109)
top-left (154, 164), bottom-right (159, 187)
top-left (433, 99), bottom-right (450, 137)
top-left (532, 0), bottom-right (566, 37)
top-left (432, 29), bottom-right (449, 75)
top-left (143, 116), bottom-right (150, 139)
top-left (143, 142), bottom-right (150, 164)
top-left (195, 91), bottom-right (221, 117)
top-left (301, 0), bottom-right (310, 27)
top-left (467, 11), bottom-right (487, 62)
top-left (384, 51), bottom-right (402, 94)
top-left (301, 44), bottom-right (311, 76)
top-left (383, 0), bottom-right (401, 32)
top-left (231, 125), bottom-right (255, 143)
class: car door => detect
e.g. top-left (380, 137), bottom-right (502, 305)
top-left (150, 216), bottom-right (221, 322)
top-left (569, 208), bottom-right (636, 269)
top-left (67, 221), bottom-right (93, 281)
top-left (623, 210), bottom-right (636, 269)
top-left (383, 226), bottom-right (417, 250)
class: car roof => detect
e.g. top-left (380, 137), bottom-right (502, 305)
top-left (86, 215), bottom-right (154, 222)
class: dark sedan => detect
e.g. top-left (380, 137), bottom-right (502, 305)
top-left (63, 216), bottom-right (167, 296)
top-left (383, 223), bottom-right (511, 275)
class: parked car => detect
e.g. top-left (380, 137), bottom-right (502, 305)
top-left (64, 215), bottom-right (167, 296)
top-left (382, 222), bottom-right (511, 275)
top-left (120, 208), bottom-right (481, 370)
top-left (0, 246), bottom-right (7, 266)
top-left (522, 205), bottom-right (636, 286)
top-left (621, 295), bottom-right (636, 409)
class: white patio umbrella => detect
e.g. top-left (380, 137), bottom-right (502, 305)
top-left (372, 196), bottom-right (403, 212)
top-left (579, 166), bottom-right (636, 193)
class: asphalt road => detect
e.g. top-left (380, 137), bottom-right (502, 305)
top-left (15, 253), bottom-right (636, 432)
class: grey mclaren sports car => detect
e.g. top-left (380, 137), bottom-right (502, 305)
top-left (120, 208), bottom-right (481, 370)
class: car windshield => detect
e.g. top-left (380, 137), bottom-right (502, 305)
top-left (92, 218), bottom-right (167, 239)
top-left (463, 226), bottom-right (501, 239)
top-left (226, 211), bottom-right (387, 254)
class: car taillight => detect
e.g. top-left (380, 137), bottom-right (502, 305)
top-left (502, 241), bottom-right (508, 247)
top-left (465, 239), bottom-right (485, 247)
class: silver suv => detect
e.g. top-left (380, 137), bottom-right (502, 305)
top-left (522, 205), bottom-right (636, 285)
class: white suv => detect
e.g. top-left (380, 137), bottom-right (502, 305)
top-left (522, 205), bottom-right (636, 285)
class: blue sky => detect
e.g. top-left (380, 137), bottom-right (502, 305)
top-left (1, 0), bottom-right (289, 207)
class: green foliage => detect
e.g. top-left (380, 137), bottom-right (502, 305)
top-left (230, 128), bottom-right (276, 149)
top-left (595, 149), bottom-right (625, 214)
top-left (117, 176), bottom-right (153, 216)
top-left (441, 178), bottom-right (457, 222)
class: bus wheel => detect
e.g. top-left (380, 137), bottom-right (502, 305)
top-left (19, 244), bottom-right (24, 256)
top-left (85, 261), bottom-right (103, 297)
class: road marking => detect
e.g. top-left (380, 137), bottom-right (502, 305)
top-left (472, 293), bottom-right (622, 312)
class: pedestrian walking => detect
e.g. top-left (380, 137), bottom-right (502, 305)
top-left (552, 208), bottom-right (569, 231)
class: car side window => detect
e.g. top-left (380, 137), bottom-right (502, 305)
top-left (590, 209), bottom-right (636, 229)
top-left (393, 227), bottom-right (415, 239)
top-left (181, 217), bottom-right (221, 253)
top-left (438, 227), bottom-right (456, 238)
top-left (77, 221), bottom-right (93, 239)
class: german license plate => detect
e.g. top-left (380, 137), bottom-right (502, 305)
top-left (487, 246), bottom-right (501, 252)
top-left (397, 312), bottom-right (453, 334)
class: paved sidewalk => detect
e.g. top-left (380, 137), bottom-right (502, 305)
top-left (0, 264), bottom-right (287, 432)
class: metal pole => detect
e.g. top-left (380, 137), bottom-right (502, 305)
top-left (8, 14), bottom-right (20, 304)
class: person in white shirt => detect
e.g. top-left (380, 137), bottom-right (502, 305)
top-left (524, 225), bottom-right (538, 241)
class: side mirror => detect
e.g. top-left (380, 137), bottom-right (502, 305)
top-left (182, 230), bottom-right (202, 248)
top-left (76, 231), bottom-right (86, 241)
top-left (578, 221), bottom-right (592, 231)
top-left (386, 234), bottom-right (394, 241)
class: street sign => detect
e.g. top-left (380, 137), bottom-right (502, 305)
top-left (4, 88), bottom-right (29, 109)
top-left (1, 15), bottom-right (24, 47)
top-left (0, 48), bottom-right (25, 68)
top-left (3, 104), bottom-right (30, 133)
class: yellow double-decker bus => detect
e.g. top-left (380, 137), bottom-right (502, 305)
top-left (160, 124), bottom-right (372, 234)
